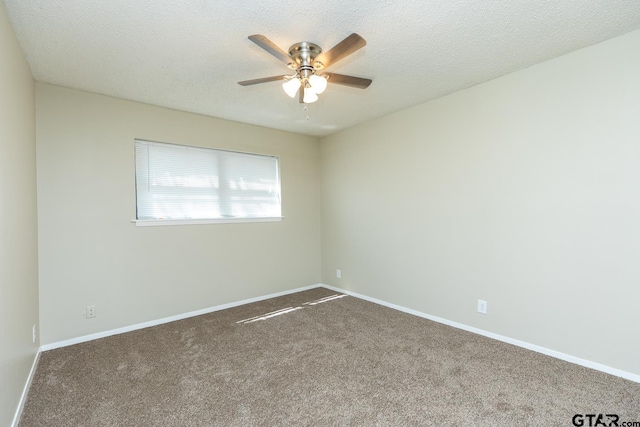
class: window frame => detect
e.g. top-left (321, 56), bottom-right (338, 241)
top-left (133, 139), bottom-right (283, 227)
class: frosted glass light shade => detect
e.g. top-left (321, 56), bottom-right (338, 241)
top-left (303, 87), bottom-right (319, 103)
top-left (308, 75), bottom-right (327, 94)
top-left (282, 78), bottom-right (301, 98)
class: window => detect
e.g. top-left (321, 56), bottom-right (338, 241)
top-left (134, 140), bottom-right (281, 225)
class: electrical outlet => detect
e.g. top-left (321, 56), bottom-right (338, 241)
top-left (336, 269), bottom-right (342, 279)
top-left (86, 305), bottom-right (96, 319)
top-left (32, 324), bottom-right (36, 344)
top-left (477, 299), bottom-right (488, 314)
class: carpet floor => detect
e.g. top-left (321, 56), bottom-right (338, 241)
top-left (19, 287), bottom-right (640, 426)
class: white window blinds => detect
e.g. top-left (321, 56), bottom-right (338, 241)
top-left (135, 140), bottom-right (281, 222)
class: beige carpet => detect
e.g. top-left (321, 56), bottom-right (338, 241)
top-left (19, 287), bottom-right (640, 426)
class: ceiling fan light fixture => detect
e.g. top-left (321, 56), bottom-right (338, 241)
top-left (308, 74), bottom-right (327, 94)
top-left (303, 87), bottom-right (319, 103)
top-left (240, 34), bottom-right (371, 105)
top-left (282, 77), bottom-right (301, 98)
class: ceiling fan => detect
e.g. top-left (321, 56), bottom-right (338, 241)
top-left (238, 33), bottom-right (372, 104)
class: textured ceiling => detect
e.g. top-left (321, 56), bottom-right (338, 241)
top-left (4, 0), bottom-right (640, 137)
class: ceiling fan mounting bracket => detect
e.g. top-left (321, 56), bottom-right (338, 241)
top-left (287, 42), bottom-right (323, 70)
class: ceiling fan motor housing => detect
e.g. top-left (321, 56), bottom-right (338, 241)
top-left (288, 42), bottom-right (324, 78)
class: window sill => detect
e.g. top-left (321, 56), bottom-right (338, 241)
top-left (132, 217), bottom-right (283, 227)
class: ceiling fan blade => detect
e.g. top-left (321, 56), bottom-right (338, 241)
top-left (325, 73), bottom-right (372, 89)
top-left (248, 35), bottom-right (293, 66)
top-left (299, 86), bottom-right (304, 104)
top-left (237, 75), bottom-right (287, 86)
top-left (314, 33), bottom-right (366, 69)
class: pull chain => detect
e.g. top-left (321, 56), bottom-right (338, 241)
top-left (303, 104), bottom-right (310, 121)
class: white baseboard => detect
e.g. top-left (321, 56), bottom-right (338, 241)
top-left (11, 348), bottom-right (41, 427)
top-left (37, 282), bottom-right (640, 384)
top-left (40, 284), bottom-right (321, 352)
top-left (320, 284), bottom-right (640, 384)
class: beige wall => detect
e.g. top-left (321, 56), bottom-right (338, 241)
top-left (0, 2), bottom-right (39, 425)
top-left (321, 30), bottom-right (640, 376)
top-left (36, 83), bottom-right (321, 344)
